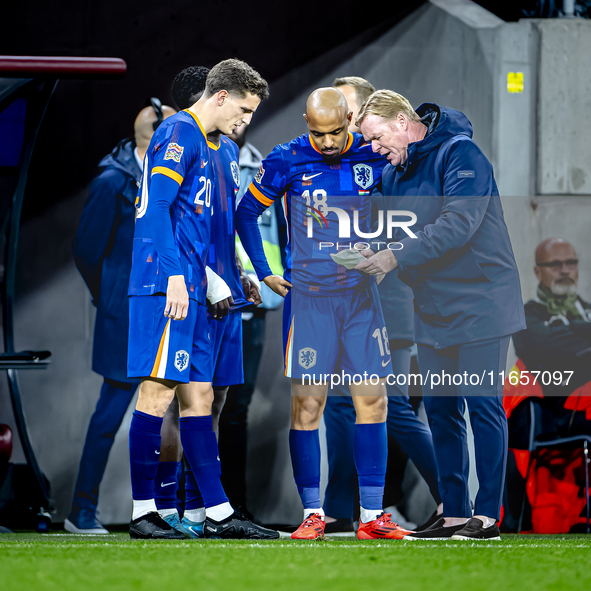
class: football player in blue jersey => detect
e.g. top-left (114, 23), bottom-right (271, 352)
top-left (153, 65), bottom-right (263, 538)
top-left (235, 87), bottom-right (412, 540)
top-left (127, 59), bottom-right (278, 540)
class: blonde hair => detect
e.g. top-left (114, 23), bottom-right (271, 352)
top-left (355, 89), bottom-right (420, 128)
top-left (333, 76), bottom-right (375, 108)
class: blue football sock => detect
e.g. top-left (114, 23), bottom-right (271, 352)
top-left (129, 410), bottom-right (163, 501)
top-left (354, 422), bottom-right (387, 511)
top-left (154, 461), bottom-right (181, 510)
top-left (179, 416), bottom-right (228, 509)
top-left (289, 429), bottom-right (321, 510)
top-left (184, 463), bottom-right (205, 510)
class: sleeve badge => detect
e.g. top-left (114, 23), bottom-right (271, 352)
top-left (254, 165), bottom-right (265, 184)
top-left (164, 143), bottom-right (184, 163)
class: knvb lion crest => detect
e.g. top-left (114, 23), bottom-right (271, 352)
top-left (174, 350), bottom-right (189, 372)
top-left (353, 163), bottom-right (373, 190)
top-left (230, 161), bottom-right (240, 187)
top-left (298, 347), bottom-right (317, 369)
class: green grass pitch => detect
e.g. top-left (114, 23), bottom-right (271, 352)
top-left (2, 533), bottom-right (590, 591)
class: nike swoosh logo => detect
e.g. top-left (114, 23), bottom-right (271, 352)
top-left (161, 482), bottom-right (175, 488)
top-left (207, 526), bottom-right (217, 532)
top-left (203, 161), bottom-right (208, 166)
top-left (302, 173), bottom-right (322, 181)
top-left (382, 359), bottom-right (391, 367)
top-left (155, 451), bottom-right (160, 455)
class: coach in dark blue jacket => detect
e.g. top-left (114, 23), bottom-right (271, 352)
top-left (356, 91), bottom-right (525, 541)
top-left (67, 104), bottom-right (175, 534)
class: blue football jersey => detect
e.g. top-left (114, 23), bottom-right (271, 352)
top-left (207, 135), bottom-right (248, 311)
top-left (129, 110), bottom-right (214, 304)
top-left (237, 132), bottom-right (387, 295)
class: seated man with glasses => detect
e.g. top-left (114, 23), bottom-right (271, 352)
top-left (510, 237), bottom-right (591, 439)
top-left (504, 238), bottom-right (591, 532)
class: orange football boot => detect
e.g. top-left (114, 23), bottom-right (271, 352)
top-left (291, 513), bottom-right (325, 540)
top-left (357, 513), bottom-right (412, 540)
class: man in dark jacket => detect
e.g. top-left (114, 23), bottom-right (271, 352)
top-left (503, 238), bottom-right (591, 531)
top-left (67, 103), bottom-right (175, 533)
top-left (356, 90), bottom-right (525, 540)
top-left (512, 238), bottom-right (591, 434)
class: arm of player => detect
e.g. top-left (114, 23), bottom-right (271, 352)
top-left (235, 184), bottom-right (291, 297)
top-left (391, 141), bottom-right (494, 271)
top-left (143, 173), bottom-right (188, 320)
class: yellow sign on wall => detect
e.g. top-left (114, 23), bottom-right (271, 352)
top-left (507, 72), bottom-right (524, 93)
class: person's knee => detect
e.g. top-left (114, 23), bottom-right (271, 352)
top-left (135, 378), bottom-right (177, 417)
top-left (354, 395), bottom-right (387, 423)
top-left (176, 382), bottom-right (214, 416)
top-left (291, 395), bottom-right (326, 430)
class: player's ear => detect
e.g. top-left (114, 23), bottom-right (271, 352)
top-left (303, 113), bottom-right (309, 124)
top-left (217, 90), bottom-right (229, 106)
top-left (347, 111), bottom-right (353, 124)
top-left (397, 112), bottom-right (407, 130)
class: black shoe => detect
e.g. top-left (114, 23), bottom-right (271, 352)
top-left (324, 518), bottom-right (355, 534)
top-left (204, 510), bottom-right (280, 539)
top-left (403, 517), bottom-right (469, 540)
top-left (414, 510), bottom-right (442, 532)
top-left (450, 518), bottom-right (501, 541)
top-left (129, 511), bottom-right (187, 540)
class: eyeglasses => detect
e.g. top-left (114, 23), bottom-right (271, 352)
top-left (536, 259), bottom-right (579, 269)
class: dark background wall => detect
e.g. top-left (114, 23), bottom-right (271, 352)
top-left (0, 0), bottom-right (524, 227)
top-left (1, 1), bottom-right (425, 225)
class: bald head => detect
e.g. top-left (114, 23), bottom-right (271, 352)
top-left (535, 238), bottom-right (576, 264)
top-left (134, 104), bottom-right (176, 156)
top-left (534, 238), bottom-right (579, 294)
top-left (306, 87), bottom-right (349, 119)
top-left (303, 88), bottom-right (352, 164)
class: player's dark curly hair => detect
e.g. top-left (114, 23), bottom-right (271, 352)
top-left (171, 65), bottom-right (210, 110)
top-left (205, 59), bottom-right (269, 101)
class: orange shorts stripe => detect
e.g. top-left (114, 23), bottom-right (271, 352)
top-left (284, 316), bottom-right (294, 376)
top-left (150, 318), bottom-right (171, 377)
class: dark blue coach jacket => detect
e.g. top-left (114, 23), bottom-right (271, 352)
top-left (73, 139), bottom-right (141, 383)
top-left (381, 104), bottom-right (526, 349)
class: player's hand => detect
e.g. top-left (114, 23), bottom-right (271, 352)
top-left (239, 270), bottom-right (262, 306)
top-left (243, 276), bottom-right (262, 306)
top-left (358, 248), bottom-right (375, 259)
top-left (355, 249), bottom-right (398, 275)
top-left (263, 275), bottom-right (292, 298)
top-left (208, 296), bottom-right (234, 320)
top-left (165, 275), bottom-right (189, 320)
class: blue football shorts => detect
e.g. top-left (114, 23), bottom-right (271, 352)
top-left (208, 310), bottom-right (244, 388)
top-left (282, 284), bottom-right (392, 380)
top-left (128, 295), bottom-right (212, 384)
